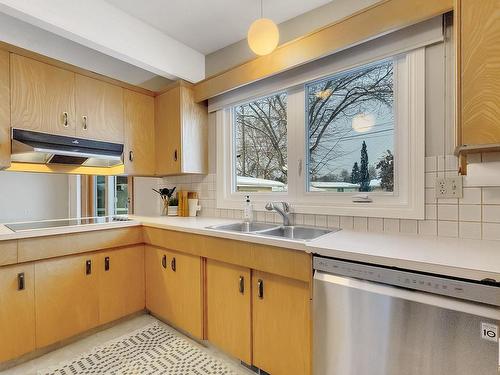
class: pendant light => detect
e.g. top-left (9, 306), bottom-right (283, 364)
top-left (247, 0), bottom-right (279, 56)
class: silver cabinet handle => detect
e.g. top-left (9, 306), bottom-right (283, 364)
top-left (82, 115), bottom-right (88, 130)
top-left (62, 112), bottom-right (69, 127)
top-left (129, 151), bottom-right (134, 162)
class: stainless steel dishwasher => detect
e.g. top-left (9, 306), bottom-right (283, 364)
top-left (313, 256), bottom-right (500, 375)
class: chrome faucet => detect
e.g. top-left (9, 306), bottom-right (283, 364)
top-left (265, 201), bottom-right (291, 226)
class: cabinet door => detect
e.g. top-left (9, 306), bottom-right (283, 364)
top-left (35, 253), bottom-right (99, 348)
top-left (206, 260), bottom-right (251, 364)
top-left (252, 271), bottom-right (311, 375)
top-left (145, 246), bottom-right (202, 339)
top-left (0, 263), bottom-right (35, 363)
top-left (75, 74), bottom-right (124, 142)
top-left (460, 0), bottom-right (500, 146)
top-left (155, 87), bottom-right (182, 175)
top-left (145, 246), bottom-right (170, 319)
top-left (165, 250), bottom-right (203, 339)
top-left (98, 245), bottom-right (145, 325)
top-left (10, 54), bottom-right (76, 136)
top-left (0, 49), bottom-right (9, 169)
top-left (123, 90), bottom-right (156, 175)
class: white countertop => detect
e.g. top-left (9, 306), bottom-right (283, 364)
top-left (0, 219), bottom-right (141, 241)
top-left (1, 215), bottom-right (499, 282)
top-left (135, 216), bottom-right (500, 282)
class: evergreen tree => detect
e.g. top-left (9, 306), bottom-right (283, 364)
top-left (376, 150), bottom-right (394, 191)
top-left (359, 141), bottom-right (371, 192)
top-left (351, 162), bottom-right (360, 184)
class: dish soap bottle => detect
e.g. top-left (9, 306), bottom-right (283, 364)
top-left (243, 195), bottom-right (254, 223)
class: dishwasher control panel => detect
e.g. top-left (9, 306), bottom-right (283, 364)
top-left (313, 256), bottom-right (500, 307)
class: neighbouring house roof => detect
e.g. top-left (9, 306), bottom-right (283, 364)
top-left (237, 176), bottom-right (286, 188)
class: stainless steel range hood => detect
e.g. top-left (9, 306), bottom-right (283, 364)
top-left (11, 129), bottom-right (124, 167)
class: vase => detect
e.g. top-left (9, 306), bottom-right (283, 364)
top-left (168, 206), bottom-right (178, 216)
top-left (161, 198), bottom-right (169, 216)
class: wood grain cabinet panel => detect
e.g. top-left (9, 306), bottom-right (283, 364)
top-left (206, 260), bottom-right (251, 364)
top-left (145, 246), bottom-right (203, 339)
top-left (155, 82), bottom-right (207, 176)
top-left (252, 271), bottom-right (311, 375)
top-left (0, 263), bottom-right (35, 363)
top-left (145, 246), bottom-right (170, 321)
top-left (75, 74), bottom-right (124, 142)
top-left (10, 54), bottom-right (76, 136)
top-left (35, 253), bottom-right (99, 348)
top-left (0, 49), bottom-right (9, 169)
top-left (98, 245), bottom-right (145, 325)
top-left (123, 89), bottom-right (156, 175)
top-left (459, 0), bottom-right (500, 146)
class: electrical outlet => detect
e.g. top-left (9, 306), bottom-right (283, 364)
top-left (435, 176), bottom-right (463, 199)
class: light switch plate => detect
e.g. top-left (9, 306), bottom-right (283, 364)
top-left (435, 176), bottom-right (463, 199)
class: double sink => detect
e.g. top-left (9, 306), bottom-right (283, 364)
top-left (207, 222), bottom-right (338, 241)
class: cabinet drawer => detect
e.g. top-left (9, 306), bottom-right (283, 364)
top-left (0, 240), bottom-right (17, 266)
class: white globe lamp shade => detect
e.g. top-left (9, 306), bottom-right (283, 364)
top-left (247, 18), bottom-right (279, 56)
top-left (352, 113), bottom-right (375, 133)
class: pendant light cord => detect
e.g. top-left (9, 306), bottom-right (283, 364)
top-left (260, 0), bottom-right (263, 18)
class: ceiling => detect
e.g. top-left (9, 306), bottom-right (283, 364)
top-left (105, 0), bottom-right (332, 55)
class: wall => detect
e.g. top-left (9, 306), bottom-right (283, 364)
top-left (0, 171), bottom-right (69, 223)
top-left (155, 22), bottom-right (500, 242)
top-left (205, 0), bottom-right (380, 76)
top-left (133, 177), bottom-right (162, 216)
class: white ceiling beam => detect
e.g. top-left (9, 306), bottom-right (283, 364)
top-left (0, 0), bottom-right (205, 82)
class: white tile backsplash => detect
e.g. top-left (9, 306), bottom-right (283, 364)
top-left (483, 187), bottom-right (500, 204)
top-left (150, 152), bottom-right (500, 241)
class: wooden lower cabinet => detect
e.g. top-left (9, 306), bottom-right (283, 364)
top-left (35, 253), bottom-right (100, 348)
top-left (0, 263), bottom-right (35, 363)
top-left (206, 260), bottom-right (251, 364)
top-left (98, 245), bottom-right (145, 325)
top-left (145, 246), bottom-right (203, 339)
top-left (252, 270), bottom-right (311, 375)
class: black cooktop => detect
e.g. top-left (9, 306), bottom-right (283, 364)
top-left (5, 216), bottom-right (130, 232)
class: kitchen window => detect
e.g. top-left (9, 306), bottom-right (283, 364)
top-left (93, 176), bottom-right (129, 216)
top-left (306, 60), bottom-right (394, 194)
top-left (233, 92), bottom-right (288, 193)
top-left (216, 48), bottom-right (425, 219)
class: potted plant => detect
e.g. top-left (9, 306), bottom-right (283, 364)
top-left (167, 196), bottom-right (178, 216)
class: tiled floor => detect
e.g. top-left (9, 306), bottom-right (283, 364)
top-left (1, 314), bottom-right (254, 375)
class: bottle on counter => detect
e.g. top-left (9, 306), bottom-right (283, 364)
top-left (243, 195), bottom-right (254, 223)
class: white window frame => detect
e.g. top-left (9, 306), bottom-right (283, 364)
top-left (216, 48), bottom-right (425, 219)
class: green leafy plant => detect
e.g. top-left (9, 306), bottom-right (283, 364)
top-left (169, 196), bottom-right (179, 206)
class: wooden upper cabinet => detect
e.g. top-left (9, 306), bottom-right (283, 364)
top-left (0, 263), bottom-right (36, 363)
top-left (124, 89), bottom-right (156, 175)
top-left (75, 74), bottom-right (124, 142)
top-left (155, 82), bottom-right (208, 176)
top-left (10, 54), bottom-right (76, 136)
top-left (206, 260), bottom-right (251, 364)
top-left (0, 50), bottom-right (9, 169)
top-left (458, 0), bottom-right (500, 147)
top-left (252, 271), bottom-right (311, 375)
top-left (98, 245), bottom-right (145, 325)
top-left (35, 253), bottom-right (100, 348)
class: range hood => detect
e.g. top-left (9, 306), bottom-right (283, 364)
top-left (11, 129), bottom-right (124, 168)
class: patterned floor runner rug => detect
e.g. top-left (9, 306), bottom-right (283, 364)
top-left (38, 321), bottom-right (239, 375)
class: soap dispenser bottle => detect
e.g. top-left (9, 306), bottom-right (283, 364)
top-left (243, 195), bottom-right (254, 223)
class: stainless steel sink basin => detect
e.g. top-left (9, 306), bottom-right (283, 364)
top-left (208, 222), bottom-right (279, 233)
top-left (257, 226), bottom-right (337, 241)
